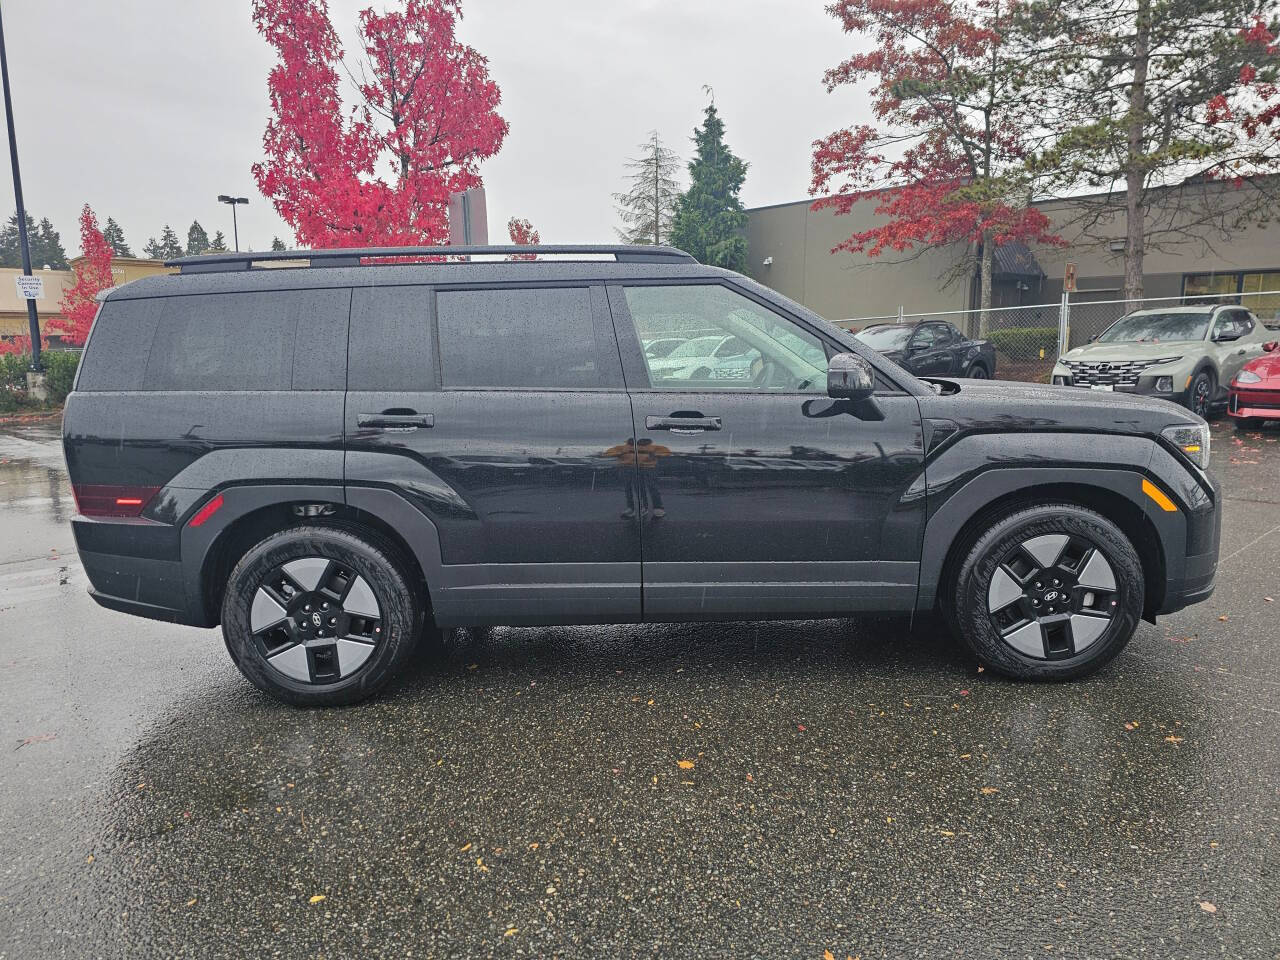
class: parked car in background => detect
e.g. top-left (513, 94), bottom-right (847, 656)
top-left (646, 333), bottom-right (762, 383)
top-left (1052, 304), bottom-right (1272, 417)
top-left (855, 321), bottom-right (996, 378)
top-left (642, 337), bottom-right (683, 359)
top-left (1228, 338), bottom-right (1280, 429)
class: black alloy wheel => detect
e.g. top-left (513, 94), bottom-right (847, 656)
top-left (948, 504), bottom-right (1144, 680)
top-left (222, 525), bottom-right (422, 706)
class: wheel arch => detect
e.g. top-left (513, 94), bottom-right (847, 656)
top-left (924, 477), bottom-right (1170, 621)
top-left (185, 485), bottom-right (441, 628)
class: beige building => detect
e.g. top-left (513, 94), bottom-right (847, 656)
top-left (746, 178), bottom-right (1280, 324)
top-left (0, 257), bottom-right (174, 340)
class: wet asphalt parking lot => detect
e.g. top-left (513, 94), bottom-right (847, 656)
top-left (0, 415), bottom-right (1277, 959)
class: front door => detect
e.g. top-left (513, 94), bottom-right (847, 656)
top-left (344, 283), bottom-right (641, 626)
top-left (608, 281), bottom-right (927, 620)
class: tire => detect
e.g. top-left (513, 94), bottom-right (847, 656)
top-left (221, 525), bottom-right (422, 706)
top-left (965, 362), bottom-right (989, 379)
top-left (948, 503), bottom-right (1144, 681)
top-left (1234, 416), bottom-right (1263, 431)
top-left (1186, 369), bottom-right (1214, 418)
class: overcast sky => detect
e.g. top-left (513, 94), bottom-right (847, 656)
top-left (2, 1), bottom-right (868, 258)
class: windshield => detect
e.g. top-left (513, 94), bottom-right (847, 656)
top-left (1098, 311), bottom-right (1211, 343)
top-left (856, 325), bottom-right (913, 351)
top-left (667, 336), bottom-right (722, 358)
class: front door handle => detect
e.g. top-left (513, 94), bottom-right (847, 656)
top-left (646, 415), bottom-right (722, 433)
top-left (357, 412), bottom-right (434, 430)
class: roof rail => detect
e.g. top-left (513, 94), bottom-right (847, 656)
top-left (166, 244), bottom-right (697, 274)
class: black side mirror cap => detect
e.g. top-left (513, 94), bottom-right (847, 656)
top-left (827, 352), bottom-right (876, 400)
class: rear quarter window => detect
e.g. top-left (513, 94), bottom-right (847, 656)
top-left (77, 289), bottom-right (350, 392)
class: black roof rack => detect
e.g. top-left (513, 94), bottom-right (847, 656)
top-left (166, 244), bottom-right (697, 274)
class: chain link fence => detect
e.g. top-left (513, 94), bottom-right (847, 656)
top-left (841, 290), bottom-right (1280, 383)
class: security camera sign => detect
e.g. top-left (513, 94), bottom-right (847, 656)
top-left (14, 274), bottom-right (43, 300)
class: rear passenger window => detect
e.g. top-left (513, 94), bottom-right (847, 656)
top-left (75, 298), bottom-right (164, 391)
top-left (141, 290), bottom-right (347, 392)
top-left (436, 287), bottom-right (599, 389)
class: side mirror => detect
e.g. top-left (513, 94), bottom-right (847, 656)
top-left (827, 352), bottom-right (875, 400)
top-left (1264, 341), bottom-right (1278, 352)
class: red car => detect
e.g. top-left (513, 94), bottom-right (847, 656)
top-left (1228, 339), bottom-right (1280, 429)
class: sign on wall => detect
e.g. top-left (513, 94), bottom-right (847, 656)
top-left (14, 274), bottom-right (43, 300)
top-left (1063, 261), bottom-right (1078, 294)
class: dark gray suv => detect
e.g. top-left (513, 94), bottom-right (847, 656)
top-left (63, 245), bottom-right (1220, 705)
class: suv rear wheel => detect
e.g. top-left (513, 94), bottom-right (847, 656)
top-left (222, 525), bottom-right (421, 706)
top-left (948, 504), bottom-right (1144, 680)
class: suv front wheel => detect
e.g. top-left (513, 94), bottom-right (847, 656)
top-left (949, 504), bottom-right (1144, 680)
top-left (222, 525), bottom-right (422, 706)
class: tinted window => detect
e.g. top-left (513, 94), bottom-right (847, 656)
top-left (856, 325), bottom-right (913, 351)
top-left (349, 285), bottom-right (433, 390)
top-left (436, 287), bottom-right (599, 389)
top-left (76, 297), bottom-right (164, 391)
top-left (138, 289), bottom-right (349, 392)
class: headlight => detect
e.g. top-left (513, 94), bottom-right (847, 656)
top-left (1235, 370), bottom-right (1262, 384)
top-left (1161, 423), bottom-right (1211, 470)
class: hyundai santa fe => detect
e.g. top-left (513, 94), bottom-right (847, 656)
top-left (63, 245), bottom-right (1221, 706)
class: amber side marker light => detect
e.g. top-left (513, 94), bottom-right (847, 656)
top-left (1142, 478), bottom-right (1178, 512)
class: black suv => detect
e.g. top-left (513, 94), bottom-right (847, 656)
top-left (63, 245), bottom-right (1221, 706)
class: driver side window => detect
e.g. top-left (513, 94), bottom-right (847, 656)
top-left (623, 284), bottom-right (828, 392)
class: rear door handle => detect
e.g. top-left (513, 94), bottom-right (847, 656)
top-left (357, 413), bottom-right (434, 430)
top-left (646, 415), bottom-right (722, 433)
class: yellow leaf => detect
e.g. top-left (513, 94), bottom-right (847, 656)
top-left (86, 854), bottom-right (94, 864)
top-left (504, 927), bottom-right (519, 937)
top-left (1165, 735), bottom-right (1184, 744)
top-left (476, 857), bottom-right (490, 872)
top-left (309, 895), bottom-right (326, 904)
top-left (825, 951), bottom-right (836, 960)
top-left (981, 787), bottom-right (999, 795)
top-left (467, 663), bottom-right (479, 670)
top-left (460, 842), bottom-right (472, 852)
top-left (939, 830), bottom-right (955, 837)
top-left (1198, 901), bottom-right (1217, 913)
top-left (677, 760), bottom-right (695, 770)
top-left (186, 898), bottom-right (197, 907)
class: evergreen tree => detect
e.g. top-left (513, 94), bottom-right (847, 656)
top-left (0, 212), bottom-right (68, 269)
top-left (271, 236), bottom-right (287, 251)
top-left (102, 217), bottom-right (134, 257)
top-left (144, 225), bottom-right (183, 260)
top-left (142, 236), bottom-right (163, 259)
top-left (670, 100), bottom-right (749, 271)
top-left (209, 230), bottom-right (229, 252)
top-left (186, 220), bottom-right (211, 256)
top-left (613, 131), bottom-right (681, 245)
top-left (36, 218), bottom-right (68, 268)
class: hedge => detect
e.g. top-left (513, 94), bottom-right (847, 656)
top-left (985, 326), bottom-right (1059, 361)
top-left (0, 349), bottom-right (80, 412)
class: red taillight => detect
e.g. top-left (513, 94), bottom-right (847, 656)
top-left (72, 484), bottom-right (161, 518)
top-left (188, 493), bottom-right (225, 528)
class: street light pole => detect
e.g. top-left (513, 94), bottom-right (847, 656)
top-left (217, 195), bottom-right (248, 252)
top-left (0, 4), bottom-right (41, 370)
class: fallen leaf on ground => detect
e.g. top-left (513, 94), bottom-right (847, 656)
top-left (1165, 735), bottom-right (1184, 744)
top-left (981, 787), bottom-right (999, 795)
top-left (309, 895), bottom-right (326, 904)
top-left (677, 759), bottom-right (695, 770)
top-left (504, 927), bottom-right (518, 937)
top-left (1218, 615), bottom-right (1229, 622)
top-left (186, 898), bottom-right (197, 907)
top-left (797, 724), bottom-right (807, 731)
top-left (825, 951), bottom-right (836, 960)
top-left (1265, 597), bottom-right (1274, 603)
top-left (14, 732), bottom-right (57, 749)
top-left (476, 857), bottom-right (489, 872)
top-left (1198, 901), bottom-right (1217, 913)
top-left (460, 842), bottom-right (472, 852)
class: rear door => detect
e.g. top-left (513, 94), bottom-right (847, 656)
top-left (343, 282), bottom-right (641, 626)
top-left (607, 280), bottom-right (926, 620)
top-left (907, 323), bottom-right (954, 376)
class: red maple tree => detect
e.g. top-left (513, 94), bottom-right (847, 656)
top-left (811, 0), bottom-right (1059, 315)
top-left (53, 205), bottom-right (114, 347)
top-left (506, 216), bottom-right (539, 259)
top-left (252, 0), bottom-right (508, 249)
